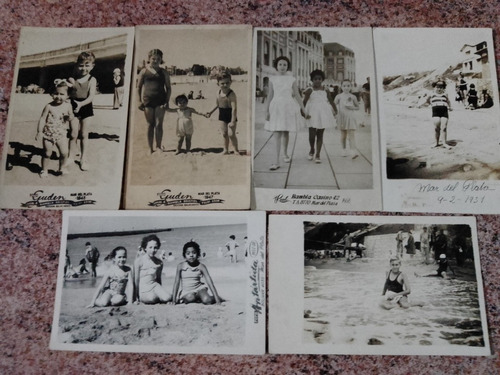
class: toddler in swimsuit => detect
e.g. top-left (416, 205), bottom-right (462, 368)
top-left (206, 72), bottom-right (240, 155)
top-left (35, 79), bottom-right (74, 177)
top-left (170, 241), bottom-right (223, 305)
top-left (166, 94), bottom-right (205, 154)
top-left (420, 79), bottom-right (452, 148)
top-left (87, 246), bottom-right (133, 307)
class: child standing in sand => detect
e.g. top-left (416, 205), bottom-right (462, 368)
top-left (170, 241), bottom-right (222, 305)
top-left (134, 234), bottom-right (172, 304)
top-left (421, 79), bottom-right (452, 148)
top-left (87, 246), bottom-right (133, 307)
top-left (380, 257), bottom-right (412, 309)
top-left (225, 235), bottom-right (239, 263)
top-left (303, 69), bottom-right (337, 164)
top-left (137, 49), bottom-right (172, 154)
top-left (264, 56), bottom-right (309, 170)
top-left (334, 79), bottom-right (360, 159)
top-left (68, 52), bottom-right (97, 171)
top-left (35, 80), bottom-right (74, 177)
top-left (206, 72), bottom-right (240, 155)
top-left (166, 94), bottom-right (205, 154)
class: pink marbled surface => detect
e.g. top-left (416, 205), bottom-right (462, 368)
top-left (1, 0), bottom-right (500, 373)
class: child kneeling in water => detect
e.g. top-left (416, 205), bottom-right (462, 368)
top-left (170, 241), bottom-right (223, 305)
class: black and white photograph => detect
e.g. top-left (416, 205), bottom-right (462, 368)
top-left (0, 27), bottom-right (134, 209)
top-left (375, 28), bottom-right (500, 213)
top-left (253, 28), bottom-right (381, 211)
top-left (124, 25), bottom-right (252, 210)
top-left (269, 215), bottom-right (490, 356)
top-left (50, 210), bottom-right (266, 354)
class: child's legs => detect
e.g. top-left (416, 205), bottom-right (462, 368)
top-left (79, 117), bottom-right (92, 161)
top-left (219, 121), bottom-right (230, 152)
top-left (55, 138), bottom-right (69, 170)
top-left (95, 290), bottom-right (113, 307)
top-left (154, 107), bottom-right (166, 148)
top-left (433, 117), bottom-right (441, 144)
top-left (198, 289), bottom-right (215, 305)
top-left (315, 129), bottom-right (325, 157)
top-left (228, 122), bottom-right (239, 152)
top-left (144, 107), bottom-right (156, 151)
top-left (185, 135), bottom-right (192, 152)
top-left (440, 117), bottom-right (448, 143)
top-left (308, 128), bottom-right (316, 154)
top-left (110, 294), bottom-right (127, 306)
top-left (340, 130), bottom-right (348, 149)
top-left (41, 139), bottom-right (55, 172)
top-left (68, 117), bottom-right (80, 159)
top-left (177, 136), bottom-right (185, 151)
top-left (182, 292), bottom-right (199, 304)
top-left (398, 296), bottom-right (410, 309)
top-left (347, 130), bottom-right (356, 150)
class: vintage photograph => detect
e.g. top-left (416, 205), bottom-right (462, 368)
top-left (253, 28), bottom-right (381, 211)
top-left (0, 27), bottom-right (134, 209)
top-left (50, 211), bottom-right (266, 354)
top-left (269, 215), bottom-right (490, 356)
top-left (124, 25), bottom-right (252, 209)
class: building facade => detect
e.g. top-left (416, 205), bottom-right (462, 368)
top-left (323, 42), bottom-right (356, 86)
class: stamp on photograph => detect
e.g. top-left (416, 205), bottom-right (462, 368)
top-left (50, 210), bottom-right (266, 354)
top-left (252, 27), bottom-right (382, 211)
top-left (269, 215), bottom-right (491, 356)
top-left (0, 27), bottom-right (134, 209)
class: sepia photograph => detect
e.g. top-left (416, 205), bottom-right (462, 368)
top-left (0, 27), bottom-right (134, 209)
top-left (252, 28), bottom-right (381, 211)
top-left (375, 28), bottom-right (500, 213)
top-left (269, 215), bottom-right (490, 356)
top-left (50, 210), bottom-right (266, 354)
top-left (124, 25), bottom-right (252, 210)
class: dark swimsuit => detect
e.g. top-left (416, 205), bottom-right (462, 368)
top-left (70, 77), bottom-right (94, 119)
top-left (141, 68), bottom-right (168, 108)
top-left (217, 89), bottom-right (236, 123)
top-left (384, 271), bottom-right (403, 293)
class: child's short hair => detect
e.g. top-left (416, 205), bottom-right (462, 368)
top-left (148, 48), bottom-right (164, 64)
top-left (141, 234), bottom-right (161, 249)
top-left (469, 83), bottom-right (475, 88)
top-left (273, 56), bottom-right (292, 71)
top-left (389, 257), bottom-right (401, 264)
top-left (434, 80), bottom-right (446, 88)
top-left (217, 72), bottom-right (232, 82)
top-left (229, 235), bottom-right (236, 240)
top-left (175, 94), bottom-right (188, 105)
top-left (85, 242), bottom-right (91, 246)
top-left (109, 246), bottom-right (127, 259)
top-left (310, 69), bottom-right (325, 81)
top-left (183, 241), bottom-right (201, 258)
top-left (76, 51), bottom-right (96, 64)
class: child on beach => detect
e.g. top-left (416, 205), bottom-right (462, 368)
top-left (87, 246), bottom-right (133, 308)
top-left (334, 79), bottom-right (360, 159)
top-left (264, 56), bottom-right (309, 170)
top-left (225, 235), bottom-right (239, 263)
top-left (68, 52), bottom-right (97, 171)
top-left (134, 234), bottom-right (172, 304)
top-left (35, 79), bottom-right (74, 177)
top-left (420, 79), bottom-right (452, 148)
top-left (137, 49), bottom-right (172, 154)
top-left (170, 241), bottom-right (223, 305)
top-left (206, 72), bottom-right (240, 155)
top-left (466, 83), bottom-right (478, 110)
top-left (166, 94), bottom-right (205, 154)
top-left (380, 257), bottom-right (412, 309)
top-left (415, 253), bottom-right (455, 278)
top-left (303, 69), bottom-right (337, 164)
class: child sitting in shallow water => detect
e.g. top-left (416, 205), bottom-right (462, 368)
top-left (170, 241), bottom-right (223, 305)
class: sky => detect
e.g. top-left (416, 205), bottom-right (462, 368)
top-left (374, 28), bottom-right (493, 77)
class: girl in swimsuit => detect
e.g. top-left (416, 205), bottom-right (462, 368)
top-left (134, 234), bottom-right (172, 304)
top-left (87, 246), bottom-right (133, 307)
top-left (137, 49), bottom-right (172, 154)
top-left (170, 241), bottom-right (223, 305)
top-left (380, 257), bottom-right (411, 310)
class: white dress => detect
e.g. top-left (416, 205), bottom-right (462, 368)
top-left (305, 89), bottom-right (336, 129)
top-left (265, 75), bottom-right (302, 132)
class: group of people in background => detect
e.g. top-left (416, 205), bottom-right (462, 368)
top-left (456, 73), bottom-right (493, 110)
top-left (137, 48), bottom-right (240, 156)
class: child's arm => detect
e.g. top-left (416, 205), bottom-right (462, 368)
top-left (125, 267), bottom-right (134, 304)
top-left (381, 272), bottom-right (388, 295)
top-left (161, 69), bottom-right (172, 109)
top-left (73, 77), bottom-right (97, 113)
top-left (199, 263), bottom-right (222, 304)
top-left (292, 81), bottom-right (309, 118)
top-left (302, 87), bottom-right (312, 107)
top-left (206, 98), bottom-right (218, 118)
top-left (168, 263), bottom-right (183, 305)
top-left (264, 81), bottom-right (274, 121)
top-left (87, 273), bottom-right (109, 308)
top-left (228, 91), bottom-right (237, 127)
top-left (133, 257), bottom-right (142, 303)
top-left (164, 107), bottom-right (178, 113)
top-left (36, 105), bottom-right (50, 141)
top-left (326, 91), bottom-right (338, 115)
top-left (188, 107), bottom-right (205, 117)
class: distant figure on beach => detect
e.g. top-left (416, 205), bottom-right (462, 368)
top-left (361, 77), bottom-right (371, 115)
top-left (137, 49), bottom-right (171, 154)
top-left (225, 234), bottom-right (239, 263)
top-left (466, 83), bottom-right (478, 110)
top-left (68, 51), bottom-right (97, 171)
top-left (195, 90), bottom-right (205, 99)
top-left (380, 257), bottom-right (412, 309)
top-left (78, 258), bottom-right (89, 275)
top-left (420, 226), bottom-right (431, 264)
top-left (35, 79), bottom-right (74, 177)
top-left (419, 79), bottom-right (452, 148)
top-left (85, 241), bottom-right (100, 278)
top-left (303, 69), bottom-right (337, 164)
top-left (113, 68), bottom-right (124, 109)
top-left (458, 73), bottom-right (467, 104)
top-left (479, 89), bottom-right (494, 109)
top-left (264, 56), bottom-right (308, 171)
top-left (415, 253), bottom-right (454, 278)
top-left (166, 94), bottom-right (205, 154)
top-left (188, 91), bottom-right (194, 100)
top-left (87, 246), bottom-right (133, 307)
top-left (170, 241), bottom-right (223, 305)
top-left (134, 234), bottom-right (172, 304)
top-left (206, 72), bottom-right (240, 155)
top-left (261, 77), bottom-right (269, 104)
top-left (433, 229), bottom-right (448, 262)
top-left (334, 79), bottom-right (360, 159)
top-left (395, 229), bottom-right (404, 258)
top-left (405, 230), bottom-right (415, 259)
top-left (342, 231), bottom-right (353, 258)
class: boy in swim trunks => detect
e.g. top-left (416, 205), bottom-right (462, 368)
top-left (206, 72), bottom-right (240, 155)
top-left (380, 257), bottom-right (412, 309)
top-left (421, 79), bottom-right (452, 148)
